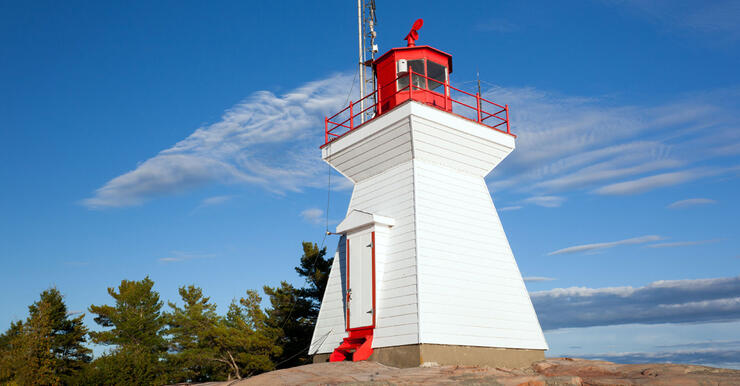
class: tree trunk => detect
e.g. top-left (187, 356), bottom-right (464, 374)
top-left (227, 350), bottom-right (241, 379)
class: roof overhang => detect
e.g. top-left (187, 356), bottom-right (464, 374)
top-left (336, 210), bottom-right (395, 234)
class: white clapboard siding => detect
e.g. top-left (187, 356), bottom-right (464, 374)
top-left (414, 159), bottom-right (548, 350)
top-left (309, 237), bottom-right (348, 355)
top-left (313, 100), bottom-right (547, 355)
top-left (311, 161), bottom-right (420, 353)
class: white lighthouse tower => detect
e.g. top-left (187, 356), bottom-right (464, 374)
top-left (310, 22), bottom-right (548, 368)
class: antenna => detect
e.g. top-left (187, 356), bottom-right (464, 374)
top-left (358, 0), bottom-right (379, 123)
top-left (357, 0), bottom-right (365, 123)
top-left (477, 68), bottom-right (482, 96)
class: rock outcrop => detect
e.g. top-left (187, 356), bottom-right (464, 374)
top-left (224, 357), bottom-right (740, 385)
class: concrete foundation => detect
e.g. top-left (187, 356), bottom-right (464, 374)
top-left (313, 344), bottom-right (545, 369)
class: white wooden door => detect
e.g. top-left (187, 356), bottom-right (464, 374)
top-left (347, 232), bottom-right (374, 329)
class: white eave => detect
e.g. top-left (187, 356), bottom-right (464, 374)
top-left (336, 210), bottom-right (395, 234)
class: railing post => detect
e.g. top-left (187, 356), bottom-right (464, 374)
top-left (376, 90), bottom-right (382, 115)
top-left (444, 81), bottom-right (449, 111)
top-left (408, 69), bottom-right (413, 101)
top-left (324, 117), bottom-right (328, 143)
top-left (505, 104), bottom-right (510, 134)
top-left (476, 92), bottom-right (482, 123)
top-left (349, 101), bottom-right (354, 130)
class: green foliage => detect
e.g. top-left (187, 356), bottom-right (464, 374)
top-left (295, 242), bottom-right (332, 310)
top-left (0, 241), bottom-right (333, 383)
top-left (85, 277), bottom-right (168, 385)
top-left (264, 282), bottom-right (312, 368)
top-left (0, 320), bottom-right (23, 382)
top-left (217, 291), bottom-right (282, 379)
top-left (0, 288), bottom-right (91, 385)
top-left (165, 285), bottom-right (226, 381)
top-left (88, 276), bottom-right (167, 353)
top-left (265, 242), bottom-right (332, 368)
top-left (75, 347), bottom-right (169, 386)
top-left (166, 286), bottom-right (282, 381)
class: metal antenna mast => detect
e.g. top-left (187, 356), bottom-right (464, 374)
top-left (357, 0), bottom-right (378, 123)
top-left (357, 0), bottom-right (365, 123)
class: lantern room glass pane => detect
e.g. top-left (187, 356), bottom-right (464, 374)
top-left (427, 60), bottom-right (446, 92)
top-left (398, 59), bottom-right (426, 91)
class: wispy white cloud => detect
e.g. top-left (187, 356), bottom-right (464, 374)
top-left (532, 276), bottom-right (740, 330)
top-left (83, 73), bottom-right (354, 208)
top-left (487, 86), bottom-right (740, 198)
top-left (192, 195), bottom-right (235, 212)
top-left (82, 70), bottom-right (739, 209)
top-left (524, 276), bottom-right (556, 282)
top-left (158, 251), bottom-right (215, 263)
top-left (668, 198), bottom-right (718, 209)
top-left (548, 235), bottom-right (662, 256)
top-left (647, 239), bottom-right (722, 248)
top-left (594, 170), bottom-right (704, 195)
top-left (200, 195), bottom-right (234, 206)
top-left (523, 195), bottom-right (565, 208)
top-left (498, 205), bottom-right (523, 212)
top-left (300, 208), bottom-right (325, 225)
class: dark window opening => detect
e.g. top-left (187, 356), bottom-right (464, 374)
top-left (427, 61), bottom-right (446, 92)
top-left (398, 59), bottom-right (426, 91)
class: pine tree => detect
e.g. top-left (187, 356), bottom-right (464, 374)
top-left (17, 298), bottom-right (59, 385)
top-left (165, 286), bottom-right (282, 381)
top-left (264, 282), bottom-right (312, 368)
top-left (215, 291), bottom-right (282, 379)
top-left (265, 242), bottom-right (332, 368)
top-left (0, 320), bottom-right (23, 382)
top-left (2, 288), bottom-right (91, 385)
top-left (295, 242), bottom-right (332, 311)
top-left (166, 285), bottom-right (228, 381)
top-left (87, 277), bottom-right (169, 385)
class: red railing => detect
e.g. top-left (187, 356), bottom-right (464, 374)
top-left (323, 69), bottom-right (514, 146)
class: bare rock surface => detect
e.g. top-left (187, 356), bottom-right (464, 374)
top-left (215, 358), bottom-right (740, 385)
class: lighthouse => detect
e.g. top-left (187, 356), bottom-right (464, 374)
top-left (310, 22), bottom-right (548, 368)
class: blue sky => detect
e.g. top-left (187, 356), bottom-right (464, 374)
top-left (1, 0), bottom-right (739, 367)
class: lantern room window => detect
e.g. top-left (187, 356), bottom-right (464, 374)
top-left (397, 59), bottom-right (447, 92)
top-left (398, 59), bottom-right (426, 91)
top-left (427, 60), bottom-right (446, 91)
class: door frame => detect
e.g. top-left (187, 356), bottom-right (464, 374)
top-left (345, 231), bottom-right (376, 332)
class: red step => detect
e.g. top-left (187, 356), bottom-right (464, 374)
top-left (329, 329), bottom-right (373, 362)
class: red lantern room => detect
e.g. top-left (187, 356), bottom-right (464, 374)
top-left (374, 46), bottom-right (452, 115)
top-left (373, 21), bottom-right (452, 115)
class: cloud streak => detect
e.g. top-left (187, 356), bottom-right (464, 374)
top-left (300, 208), bottom-right (325, 225)
top-left (531, 276), bottom-right (740, 330)
top-left (487, 86), bottom-right (740, 200)
top-left (83, 73), bottom-right (354, 208)
top-left (82, 71), bottom-right (739, 208)
top-left (524, 276), bottom-right (556, 282)
top-left (548, 235), bottom-right (662, 255)
top-left (668, 198), bottom-right (718, 209)
top-left (523, 196), bottom-right (565, 208)
top-left (647, 239), bottom-right (721, 248)
top-left (593, 170), bottom-right (702, 195)
top-left (158, 251), bottom-right (215, 263)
